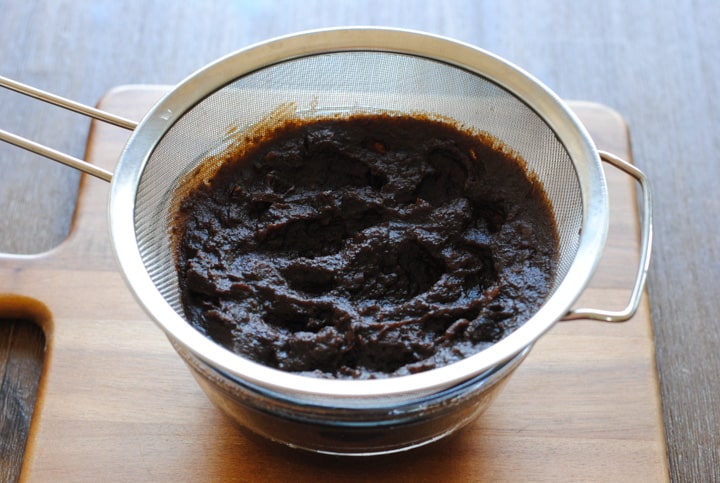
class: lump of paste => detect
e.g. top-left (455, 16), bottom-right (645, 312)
top-left (174, 114), bottom-right (558, 379)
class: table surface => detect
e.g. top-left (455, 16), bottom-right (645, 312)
top-left (0, 1), bottom-right (717, 481)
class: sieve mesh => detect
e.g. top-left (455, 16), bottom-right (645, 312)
top-left (134, 51), bottom-right (582, 317)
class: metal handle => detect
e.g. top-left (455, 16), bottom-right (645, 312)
top-left (563, 150), bottom-right (653, 322)
top-left (0, 75), bottom-right (139, 182)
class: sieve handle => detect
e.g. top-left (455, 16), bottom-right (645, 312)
top-left (0, 75), bottom-right (139, 182)
top-left (563, 151), bottom-right (653, 322)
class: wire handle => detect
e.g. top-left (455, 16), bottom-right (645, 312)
top-left (563, 151), bottom-right (653, 322)
top-left (0, 75), bottom-right (138, 182)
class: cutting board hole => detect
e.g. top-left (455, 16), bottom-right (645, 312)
top-left (0, 301), bottom-right (48, 483)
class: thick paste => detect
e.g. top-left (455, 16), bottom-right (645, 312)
top-left (173, 114), bottom-right (558, 379)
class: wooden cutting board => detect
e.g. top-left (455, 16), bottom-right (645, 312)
top-left (1, 87), bottom-right (667, 482)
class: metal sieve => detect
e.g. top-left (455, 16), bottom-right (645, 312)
top-left (0, 27), bottom-right (651, 454)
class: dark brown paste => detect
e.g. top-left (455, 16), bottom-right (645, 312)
top-left (173, 113), bottom-right (558, 379)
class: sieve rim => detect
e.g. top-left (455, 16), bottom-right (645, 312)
top-left (109, 27), bottom-right (608, 401)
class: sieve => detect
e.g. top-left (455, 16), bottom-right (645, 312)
top-left (0, 27), bottom-right (652, 453)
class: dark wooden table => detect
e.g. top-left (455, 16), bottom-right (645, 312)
top-left (1, 1), bottom-right (717, 481)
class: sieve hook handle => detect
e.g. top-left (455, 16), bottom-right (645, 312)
top-left (0, 75), bottom-right (139, 182)
top-left (563, 151), bottom-right (653, 322)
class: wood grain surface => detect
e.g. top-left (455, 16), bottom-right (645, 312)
top-left (0, 2), bottom-right (718, 481)
top-left (0, 87), bottom-right (665, 482)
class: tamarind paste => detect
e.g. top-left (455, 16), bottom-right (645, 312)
top-left (173, 113), bottom-right (559, 379)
